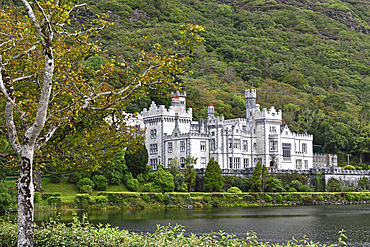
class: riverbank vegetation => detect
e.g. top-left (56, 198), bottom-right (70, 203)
top-left (0, 214), bottom-right (348, 246)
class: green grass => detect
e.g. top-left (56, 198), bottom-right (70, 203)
top-left (4, 176), bottom-right (130, 200)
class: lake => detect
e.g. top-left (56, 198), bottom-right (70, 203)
top-left (34, 204), bottom-right (370, 246)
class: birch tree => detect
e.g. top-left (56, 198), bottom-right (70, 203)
top-left (0, 2), bottom-right (204, 246)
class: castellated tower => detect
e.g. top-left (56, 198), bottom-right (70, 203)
top-left (171, 91), bottom-right (186, 109)
top-left (245, 89), bottom-right (257, 125)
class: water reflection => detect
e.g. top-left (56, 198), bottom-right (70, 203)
top-left (33, 204), bottom-right (370, 246)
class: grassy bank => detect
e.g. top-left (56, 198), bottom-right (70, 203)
top-left (0, 214), bottom-right (347, 247)
top-left (34, 191), bottom-right (370, 211)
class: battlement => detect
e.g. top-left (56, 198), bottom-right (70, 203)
top-left (245, 89), bottom-right (256, 99)
top-left (254, 106), bottom-right (282, 120)
top-left (141, 101), bottom-right (192, 118)
top-left (171, 91), bottom-right (186, 98)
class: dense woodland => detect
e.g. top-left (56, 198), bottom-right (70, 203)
top-left (2, 0), bottom-right (370, 167)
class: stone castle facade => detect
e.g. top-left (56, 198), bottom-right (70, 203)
top-left (140, 89), bottom-right (337, 170)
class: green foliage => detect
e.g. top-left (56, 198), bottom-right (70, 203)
top-left (126, 179), bottom-right (139, 192)
top-left (80, 185), bottom-right (93, 194)
top-left (106, 152), bottom-right (127, 185)
top-left (231, 176), bottom-right (252, 192)
top-left (125, 145), bottom-right (149, 177)
top-left (203, 159), bottom-right (223, 192)
top-left (95, 196), bottom-right (108, 203)
top-left (49, 174), bottom-right (62, 184)
top-left (47, 196), bottom-right (61, 205)
top-left (75, 194), bottom-right (91, 206)
top-left (265, 177), bottom-right (283, 192)
top-left (315, 173), bottom-right (326, 192)
top-left (77, 178), bottom-right (94, 193)
top-left (0, 184), bottom-right (12, 211)
top-left (123, 172), bottom-right (134, 185)
top-left (227, 187), bottom-right (242, 193)
top-left (67, 173), bottom-right (82, 184)
top-left (0, 215), bottom-right (347, 246)
top-left (251, 163), bottom-right (262, 192)
top-left (358, 177), bottom-right (369, 191)
top-left (92, 175), bottom-right (108, 191)
top-left (327, 178), bottom-right (342, 192)
top-left (41, 193), bottom-right (61, 200)
top-left (148, 166), bottom-right (175, 193)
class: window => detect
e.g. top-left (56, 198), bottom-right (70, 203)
top-left (243, 158), bottom-right (249, 168)
top-left (296, 159), bottom-right (302, 169)
top-left (253, 143), bottom-right (257, 150)
top-left (180, 141), bottom-right (185, 152)
top-left (234, 157), bottom-right (240, 169)
top-left (211, 131), bottom-right (215, 136)
top-left (233, 139), bottom-right (240, 149)
top-left (243, 140), bottom-right (248, 151)
top-left (304, 160), bottom-right (308, 170)
top-left (200, 157), bottom-right (206, 168)
top-left (229, 157), bottom-right (233, 168)
top-left (180, 157), bottom-right (185, 168)
top-left (150, 144), bottom-right (158, 154)
top-left (211, 139), bottom-right (215, 150)
top-left (229, 139), bottom-right (232, 149)
top-left (270, 140), bottom-right (278, 151)
top-left (168, 158), bottom-right (172, 165)
top-left (282, 143), bottom-right (291, 159)
top-left (200, 141), bottom-right (206, 151)
top-left (150, 129), bottom-right (157, 139)
top-left (168, 142), bottom-right (173, 153)
top-left (302, 143), bottom-right (307, 154)
top-left (150, 158), bottom-right (158, 169)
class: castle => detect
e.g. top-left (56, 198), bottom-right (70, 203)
top-left (140, 89), bottom-right (337, 170)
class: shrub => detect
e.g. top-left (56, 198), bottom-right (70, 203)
top-left (95, 196), bottom-right (108, 203)
top-left (123, 172), bottom-right (134, 185)
top-left (227, 187), bottom-right (242, 193)
top-left (80, 185), bottom-right (93, 194)
top-left (92, 175), bottom-right (108, 191)
top-left (143, 182), bottom-right (161, 192)
top-left (137, 173), bottom-right (145, 183)
top-left (68, 173), bottom-right (82, 184)
top-left (212, 199), bottom-right (220, 207)
top-left (78, 178), bottom-right (94, 192)
top-left (346, 193), bottom-right (354, 201)
top-left (317, 195), bottom-right (324, 201)
top-left (127, 179), bottom-right (139, 192)
top-left (142, 194), bottom-right (150, 203)
top-left (75, 194), bottom-right (91, 207)
top-left (41, 193), bottom-right (61, 200)
top-left (49, 174), bottom-right (62, 183)
top-left (203, 196), bottom-right (211, 203)
top-left (264, 194), bottom-right (272, 202)
top-left (288, 187), bottom-right (297, 192)
top-left (47, 196), bottom-right (61, 205)
top-left (283, 194), bottom-right (292, 201)
top-left (327, 178), bottom-right (342, 192)
top-left (34, 192), bottom-right (39, 203)
top-left (276, 194), bottom-right (282, 202)
top-left (0, 184), bottom-right (12, 211)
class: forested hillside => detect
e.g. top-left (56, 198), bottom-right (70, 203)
top-left (4, 0), bottom-right (370, 166)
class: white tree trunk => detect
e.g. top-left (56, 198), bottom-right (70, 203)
top-left (17, 145), bottom-right (35, 247)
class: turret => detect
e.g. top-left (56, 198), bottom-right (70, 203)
top-left (245, 89), bottom-right (257, 125)
top-left (171, 91), bottom-right (186, 109)
top-left (208, 103), bottom-right (215, 118)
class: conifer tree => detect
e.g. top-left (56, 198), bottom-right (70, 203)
top-left (203, 159), bottom-right (223, 192)
top-left (251, 162), bottom-right (262, 192)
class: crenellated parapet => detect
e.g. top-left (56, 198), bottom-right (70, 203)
top-left (141, 101), bottom-right (192, 118)
top-left (255, 106), bottom-right (282, 121)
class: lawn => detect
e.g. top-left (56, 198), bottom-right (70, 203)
top-left (4, 176), bottom-right (130, 198)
